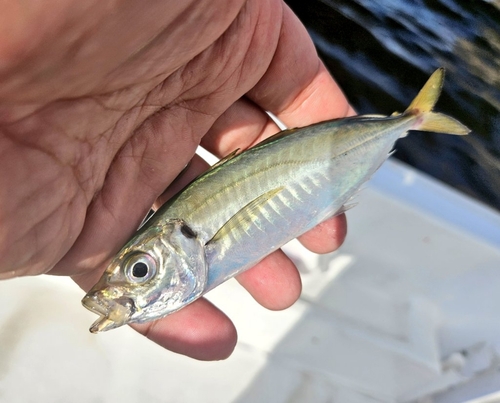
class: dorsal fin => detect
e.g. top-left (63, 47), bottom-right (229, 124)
top-left (191, 149), bottom-right (240, 185)
top-left (210, 149), bottom-right (239, 170)
top-left (252, 127), bottom-right (300, 148)
top-left (203, 128), bottom-right (298, 177)
top-left (208, 187), bottom-right (285, 245)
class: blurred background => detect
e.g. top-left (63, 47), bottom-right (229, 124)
top-left (286, 0), bottom-right (500, 212)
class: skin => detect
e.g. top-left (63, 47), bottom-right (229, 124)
top-left (0, 0), bottom-right (352, 360)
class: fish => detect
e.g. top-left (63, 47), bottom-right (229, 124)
top-left (82, 68), bottom-right (470, 333)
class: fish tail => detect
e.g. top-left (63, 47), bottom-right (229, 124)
top-left (404, 68), bottom-right (470, 135)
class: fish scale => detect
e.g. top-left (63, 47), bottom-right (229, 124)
top-left (82, 68), bottom-right (470, 333)
top-left (163, 146), bottom-right (326, 240)
top-left (181, 117), bottom-right (416, 290)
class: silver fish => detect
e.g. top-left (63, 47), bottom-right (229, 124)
top-left (82, 68), bottom-right (469, 333)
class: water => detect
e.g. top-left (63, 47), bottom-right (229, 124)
top-left (286, 0), bottom-right (500, 211)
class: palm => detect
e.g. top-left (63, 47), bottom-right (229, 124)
top-left (0, 0), bottom-right (351, 360)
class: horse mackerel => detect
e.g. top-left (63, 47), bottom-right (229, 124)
top-left (82, 68), bottom-right (470, 333)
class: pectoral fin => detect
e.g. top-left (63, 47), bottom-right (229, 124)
top-left (208, 187), bottom-right (285, 244)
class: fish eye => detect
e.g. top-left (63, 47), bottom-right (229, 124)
top-left (124, 253), bottom-right (157, 283)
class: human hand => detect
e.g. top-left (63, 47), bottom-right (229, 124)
top-left (0, 0), bottom-right (352, 360)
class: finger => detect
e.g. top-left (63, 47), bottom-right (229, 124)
top-left (236, 249), bottom-right (302, 310)
top-left (131, 297), bottom-right (237, 361)
top-left (201, 97), bottom-right (278, 157)
top-left (297, 214), bottom-right (347, 254)
top-left (73, 268), bottom-right (238, 361)
top-left (247, 4), bottom-right (355, 124)
top-left (202, 5), bottom-right (357, 157)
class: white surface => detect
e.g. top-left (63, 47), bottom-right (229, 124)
top-left (1, 158), bottom-right (500, 403)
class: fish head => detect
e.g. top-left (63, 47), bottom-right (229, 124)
top-left (82, 219), bottom-right (208, 333)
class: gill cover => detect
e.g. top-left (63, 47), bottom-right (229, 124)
top-left (82, 219), bottom-right (208, 332)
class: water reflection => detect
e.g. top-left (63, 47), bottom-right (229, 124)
top-left (286, 0), bottom-right (500, 210)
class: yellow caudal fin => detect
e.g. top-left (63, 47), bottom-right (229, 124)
top-left (405, 68), bottom-right (470, 135)
top-left (405, 68), bottom-right (445, 114)
top-left (418, 112), bottom-right (470, 135)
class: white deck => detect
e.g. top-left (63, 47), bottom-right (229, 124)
top-left (1, 158), bottom-right (500, 403)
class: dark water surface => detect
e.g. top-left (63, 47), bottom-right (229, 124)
top-left (286, 0), bottom-right (500, 212)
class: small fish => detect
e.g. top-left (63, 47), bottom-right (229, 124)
top-left (82, 68), bottom-right (469, 333)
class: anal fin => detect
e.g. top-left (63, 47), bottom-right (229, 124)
top-left (335, 203), bottom-right (358, 216)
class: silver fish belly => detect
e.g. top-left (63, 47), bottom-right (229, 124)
top-left (200, 116), bottom-right (414, 290)
top-left (82, 68), bottom-right (469, 332)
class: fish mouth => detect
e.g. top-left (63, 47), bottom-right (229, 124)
top-left (82, 293), bottom-right (134, 333)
